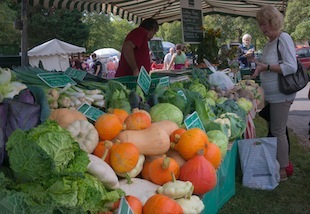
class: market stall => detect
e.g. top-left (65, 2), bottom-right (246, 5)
top-left (0, 65), bottom-right (262, 213)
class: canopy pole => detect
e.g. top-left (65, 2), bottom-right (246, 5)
top-left (21, 0), bottom-right (29, 67)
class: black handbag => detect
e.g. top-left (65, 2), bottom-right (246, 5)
top-left (277, 38), bottom-right (309, 95)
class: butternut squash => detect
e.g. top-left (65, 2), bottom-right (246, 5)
top-left (117, 121), bottom-right (175, 156)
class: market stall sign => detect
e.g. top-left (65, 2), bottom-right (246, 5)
top-left (37, 72), bottom-right (77, 88)
top-left (137, 66), bottom-right (151, 94)
top-left (117, 196), bottom-right (134, 214)
top-left (184, 111), bottom-right (206, 132)
top-left (64, 68), bottom-right (87, 81)
top-left (77, 103), bottom-right (104, 121)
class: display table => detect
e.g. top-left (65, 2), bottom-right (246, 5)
top-left (202, 141), bottom-right (238, 214)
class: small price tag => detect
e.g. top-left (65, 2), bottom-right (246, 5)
top-left (37, 72), bottom-right (77, 88)
top-left (117, 196), bottom-right (134, 214)
top-left (177, 90), bottom-right (187, 102)
top-left (184, 111), bottom-right (206, 132)
top-left (137, 66), bottom-right (151, 94)
top-left (77, 103), bottom-right (104, 121)
top-left (157, 76), bottom-right (170, 87)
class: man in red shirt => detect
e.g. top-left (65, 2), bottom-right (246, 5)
top-left (116, 18), bottom-right (159, 77)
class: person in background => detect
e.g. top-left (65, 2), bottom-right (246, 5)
top-left (106, 57), bottom-right (117, 79)
top-left (163, 47), bottom-right (175, 70)
top-left (116, 18), bottom-right (159, 77)
top-left (252, 5), bottom-right (297, 181)
top-left (238, 33), bottom-right (255, 68)
top-left (168, 44), bottom-right (187, 70)
top-left (91, 53), bottom-right (103, 77)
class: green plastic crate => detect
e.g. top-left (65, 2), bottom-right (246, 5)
top-left (113, 75), bottom-right (161, 93)
top-left (202, 141), bottom-right (238, 214)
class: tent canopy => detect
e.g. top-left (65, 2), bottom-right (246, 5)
top-left (28, 38), bottom-right (86, 71)
top-left (28, 38), bottom-right (86, 56)
top-left (24, 0), bottom-right (288, 24)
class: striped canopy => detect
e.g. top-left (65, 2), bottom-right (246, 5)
top-left (25, 0), bottom-right (288, 24)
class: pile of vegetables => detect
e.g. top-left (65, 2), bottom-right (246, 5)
top-left (0, 65), bottom-right (260, 213)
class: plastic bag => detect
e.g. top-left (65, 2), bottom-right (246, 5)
top-left (203, 59), bottom-right (234, 90)
top-left (238, 137), bottom-right (280, 190)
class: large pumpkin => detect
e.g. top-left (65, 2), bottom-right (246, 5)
top-left (179, 151), bottom-right (217, 195)
top-left (143, 194), bottom-right (184, 214)
top-left (204, 143), bottom-right (222, 169)
top-left (174, 128), bottom-right (208, 160)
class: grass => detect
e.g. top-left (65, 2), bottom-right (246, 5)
top-left (219, 115), bottom-right (310, 214)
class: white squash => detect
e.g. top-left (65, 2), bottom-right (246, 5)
top-left (176, 195), bottom-right (205, 214)
top-left (87, 154), bottom-right (119, 189)
top-left (119, 177), bottom-right (160, 205)
top-left (66, 120), bottom-right (99, 153)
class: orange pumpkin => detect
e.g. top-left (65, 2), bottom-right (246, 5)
top-left (143, 194), bottom-right (183, 214)
top-left (110, 142), bottom-right (140, 173)
top-left (148, 155), bottom-right (180, 185)
top-left (124, 111), bottom-right (152, 130)
top-left (179, 150), bottom-right (217, 195)
top-left (92, 140), bottom-right (113, 165)
top-left (204, 143), bottom-right (222, 169)
top-left (141, 155), bottom-right (161, 180)
top-left (95, 113), bottom-right (123, 140)
top-left (174, 128), bottom-right (208, 160)
top-left (112, 195), bottom-right (143, 214)
top-left (108, 108), bottom-right (129, 124)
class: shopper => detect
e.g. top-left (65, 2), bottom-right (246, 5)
top-left (91, 53), bottom-right (103, 77)
top-left (252, 5), bottom-right (297, 181)
top-left (116, 18), bottom-right (159, 77)
top-left (167, 44), bottom-right (187, 70)
top-left (237, 34), bottom-right (255, 68)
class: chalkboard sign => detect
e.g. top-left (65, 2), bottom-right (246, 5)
top-left (64, 68), bottom-right (87, 81)
top-left (37, 73), bottom-right (77, 88)
top-left (77, 103), bottom-right (104, 121)
top-left (181, 8), bottom-right (203, 43)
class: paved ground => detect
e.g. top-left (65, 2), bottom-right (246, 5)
top-left (287, 82), bottom-right (310, 147)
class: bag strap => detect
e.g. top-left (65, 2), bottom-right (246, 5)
top-left (276, 38), bottom-right (283, 64)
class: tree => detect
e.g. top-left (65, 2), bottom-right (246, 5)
top-left (0, 0), bottom-right (20, 45)
top-left (284, 0), bottom-right (310, 42)
top-left (27, 7), bottom-right (89, 49)
top-left (110, 16), bottom-right (135, 51)
top-left (157, 21), bottom-right (183, 44)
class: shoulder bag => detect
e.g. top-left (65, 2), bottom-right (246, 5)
top-left (277, 38), bottom-right (309, 95)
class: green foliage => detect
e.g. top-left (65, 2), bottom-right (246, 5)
top-left (157, 21), bottom-right (183, 44)
top-left (0, 0), bottom-right (20, 45)
top-left (285, 0), bottom-right (310, 41)
top-left (27, 8), bottom-right (89, 48)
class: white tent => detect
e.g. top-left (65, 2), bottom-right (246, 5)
top-left (28, 38), bottom-right (86, 71)
top-left (94, 48), bottom-right (121, 58)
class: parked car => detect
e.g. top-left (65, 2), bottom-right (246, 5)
top-left (296, 46), bottom-right (310, 70)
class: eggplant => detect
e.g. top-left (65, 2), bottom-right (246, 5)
top-left (128, 90), bottom-right (142, 109)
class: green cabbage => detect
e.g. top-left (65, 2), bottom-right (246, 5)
top-left (6, 120), bottom-right (87, 182)
top-left (189, 80), bottom-right (207, 98)
top-left (150, 103), bottom-right (184, 126)
top-left (206, 130), bottom-right (229, 159)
